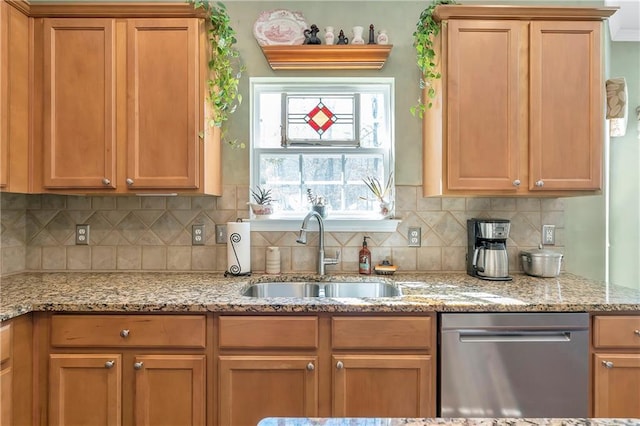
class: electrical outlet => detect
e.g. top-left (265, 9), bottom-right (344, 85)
top-left (408, 227), bottom-right (421, 247)
top-left (215, 225), bottom-right (227, 244)
top-left (75, 224), bottom-right (90, 245)
top-left (192, 224), bottom-right (205, 246)
top-left (542, 225), bottom-right (555, 245)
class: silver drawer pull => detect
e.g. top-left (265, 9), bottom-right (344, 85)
top-left (336, 361), bottom-right (344, 369)
top-left (105, 360), bottom-right (115, 369)
top-left (120, 329), bottom-right (130, 338)
top-left (634, 329), bottom-right (640, 336)
top-left (602, 360), bottom-right (614, 369)
top-left (134, 361), bottom-right (144, 370)
top-left (306, 362), bottom-right (314, 371)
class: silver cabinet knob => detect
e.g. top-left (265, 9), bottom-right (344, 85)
top-left (535, 180), bottom-right (544, 187)
top-left (102, 178), bottom-right (111, 186)
top-left (126, 178), bottom-right (134, 186)
top-left (513, 179), bottom-right (521, 187)
top-left (306, 362), bottom-right (314, 371)
top-left (105, 360), bottom-right (115, 369)
top-left (336, 361), bottom-right (344, 369)
top-left (634, 329), bottom-right (640, 336)
top-left (120, 329), bottom-right (130, 338)
top-left (134, 361), bottom-right (144, 370)
top-left (602, 360), bottom-right (614, 369)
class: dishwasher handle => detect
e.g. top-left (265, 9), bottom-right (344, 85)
top-left (458, 330), bottom-right (572, 343)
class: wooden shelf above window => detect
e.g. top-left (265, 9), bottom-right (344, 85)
top-left (259, 45), bottom-right (393, 70)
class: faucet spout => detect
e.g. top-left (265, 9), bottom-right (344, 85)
top-left (295, 211), bottom-right (339, 275)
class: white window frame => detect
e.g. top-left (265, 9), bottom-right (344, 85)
top-left (249, 77), bottom-right (399, 232)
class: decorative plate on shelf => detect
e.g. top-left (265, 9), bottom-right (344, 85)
top-left (253, 9), bottom-right (308, 46)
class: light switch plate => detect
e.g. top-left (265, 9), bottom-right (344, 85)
top-left (408, 227), bottom-right (421, 247)
top-left (192, 224), bottom-right (205, 245)
top-left (75, 224), bottom-right (90, 245)
top-left (215, 225), bottom-right (227, 244)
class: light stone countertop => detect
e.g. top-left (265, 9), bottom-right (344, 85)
top-left (256, 418), bottom-right (640, 426)
top-left (1, 271), bottom-right (639, 321)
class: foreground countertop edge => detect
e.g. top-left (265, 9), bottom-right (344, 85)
top-left (256, 417), bottom-right (640, 426)
top-left (1, 271), bottom-right (639, 322)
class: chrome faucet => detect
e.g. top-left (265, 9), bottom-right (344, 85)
top-left (296, 210), bottom-right (340, 275)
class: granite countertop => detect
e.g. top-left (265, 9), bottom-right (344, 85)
top-left (256, 418), bottom-right (640, 426)
top-left (1, 271), bottom-right (639, 321)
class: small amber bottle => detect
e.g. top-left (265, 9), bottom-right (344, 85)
top-left (358, 236), bottom-right (372, 275)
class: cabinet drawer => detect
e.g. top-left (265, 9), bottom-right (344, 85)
top-left (332, 316), bottom-right (432, 350)
top-left (219, 316), bottom-right (318, 349)
top-left (0, 324), bottom-right (10, 364)
top-left (593, 315), bottom-right (640, 349)
top-left (50, 315), bottom-right (206, 348)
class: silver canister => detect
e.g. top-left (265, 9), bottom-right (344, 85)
top-left (521, 248), bottom-right (563, 277)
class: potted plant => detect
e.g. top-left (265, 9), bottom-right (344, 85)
top-left (307, 188), bottom-right (328, 218)
top-left (249, 186), bottom-right (275, 218)
top-left (188, 0), bottom-right (245, 148)
top-left (361, 172), bottom-right (394, 218)
top-left (410, 0), bottom-right (457, 118)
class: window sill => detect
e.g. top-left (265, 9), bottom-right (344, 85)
top-left (248, 218), bottom-right (401, 232)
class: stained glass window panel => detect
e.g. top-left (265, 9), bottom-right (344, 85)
top-left (287, 95), bottom-right (355, 143)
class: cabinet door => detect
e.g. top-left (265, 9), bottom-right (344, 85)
top-left (0, 368), bottom-right (10, 426)
top-left (0, 324), bottom-right (10, 426)
top-left (446, 20), bottom-right (526, 192)
top-left (332, 354), bottom-right (432, 417)
top-left (43, 18), bottom-right (117, 189)
top-left (126, 19), bottom-right (199, 189)
top-left (49, 354), bottom-right (122, 426)
top-left (0, 1), bottom-right (7, 189)
top-left (219, 355), bottom-right (318, 426)
top-left (1, 2), bottom-right (30, 193)
top-left (529, 21), bottom-right (602, 191)
top-left (593, 353), bottom-right (640, 417)
top-left (133, 354), bottom-right (205, 426)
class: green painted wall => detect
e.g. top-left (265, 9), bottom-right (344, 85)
top-left (608, 41), bottom-right (640, 289)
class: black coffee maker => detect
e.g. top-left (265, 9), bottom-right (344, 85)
top-left (466, 218), bottom-right (512, 281)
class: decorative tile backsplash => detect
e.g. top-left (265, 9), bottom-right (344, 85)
top-left (0, 188), bottom-right (564, 275)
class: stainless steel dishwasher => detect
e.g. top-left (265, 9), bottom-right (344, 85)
top-left (440, 312), bottom-right (589, 418)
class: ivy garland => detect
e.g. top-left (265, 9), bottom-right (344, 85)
top-left (411, 0), bottom-right (458, 118)
top-left (189, 0), bottom-right (246, 148)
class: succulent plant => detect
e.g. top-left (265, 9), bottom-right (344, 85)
top-left (361, 172), bottom-right (394, 203)
top-left (250, 186), bottom-right (275, 205)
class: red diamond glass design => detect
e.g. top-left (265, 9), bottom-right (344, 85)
top-left (304, 102), bottom-right (337, 135)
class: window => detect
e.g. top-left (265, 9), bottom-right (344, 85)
top-left (250, 77), bottom-right (394, 221)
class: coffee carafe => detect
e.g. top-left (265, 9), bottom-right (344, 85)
top-left (466, 218), bottom-right (512, 281)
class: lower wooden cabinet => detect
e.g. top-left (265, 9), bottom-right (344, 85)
top-left (218, 355), bottom-right (318, 426)
top-left (332, 354), bottom-right (432, 417)
top-left (591, 314), bottom-right (640, 417)
top-left (217, 314), bottom-right (436, 424)
top-left (134, 355), bottom-right (206, 426)
top-left (44, 314), bottom-right (208, 426)
top-left (49, 354), bottom-right (122, 426)
top-left (0, 315), bottom-right (32, 426)
top-left (0, 323), bottom-right (12, 426)
top-left (593, 353), bottom-right (640, 417)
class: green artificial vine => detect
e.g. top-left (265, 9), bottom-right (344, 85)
top-left (189, 0), bottom-right (245, 148)
top-left (411, 0), bottom-right (457, 118)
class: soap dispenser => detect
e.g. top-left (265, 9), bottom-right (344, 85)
top-left (359, 236), bottom-right (372, 275)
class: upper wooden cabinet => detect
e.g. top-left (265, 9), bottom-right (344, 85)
top-left (422, 5), bottom-right (616, 197)
top-left (0, 1), bottom-right (30, 193)
top-left (31, 6), bottom-right (221, 195)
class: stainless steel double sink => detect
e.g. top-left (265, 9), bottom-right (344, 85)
top-left (242, 281), bottom-right (402, 298)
